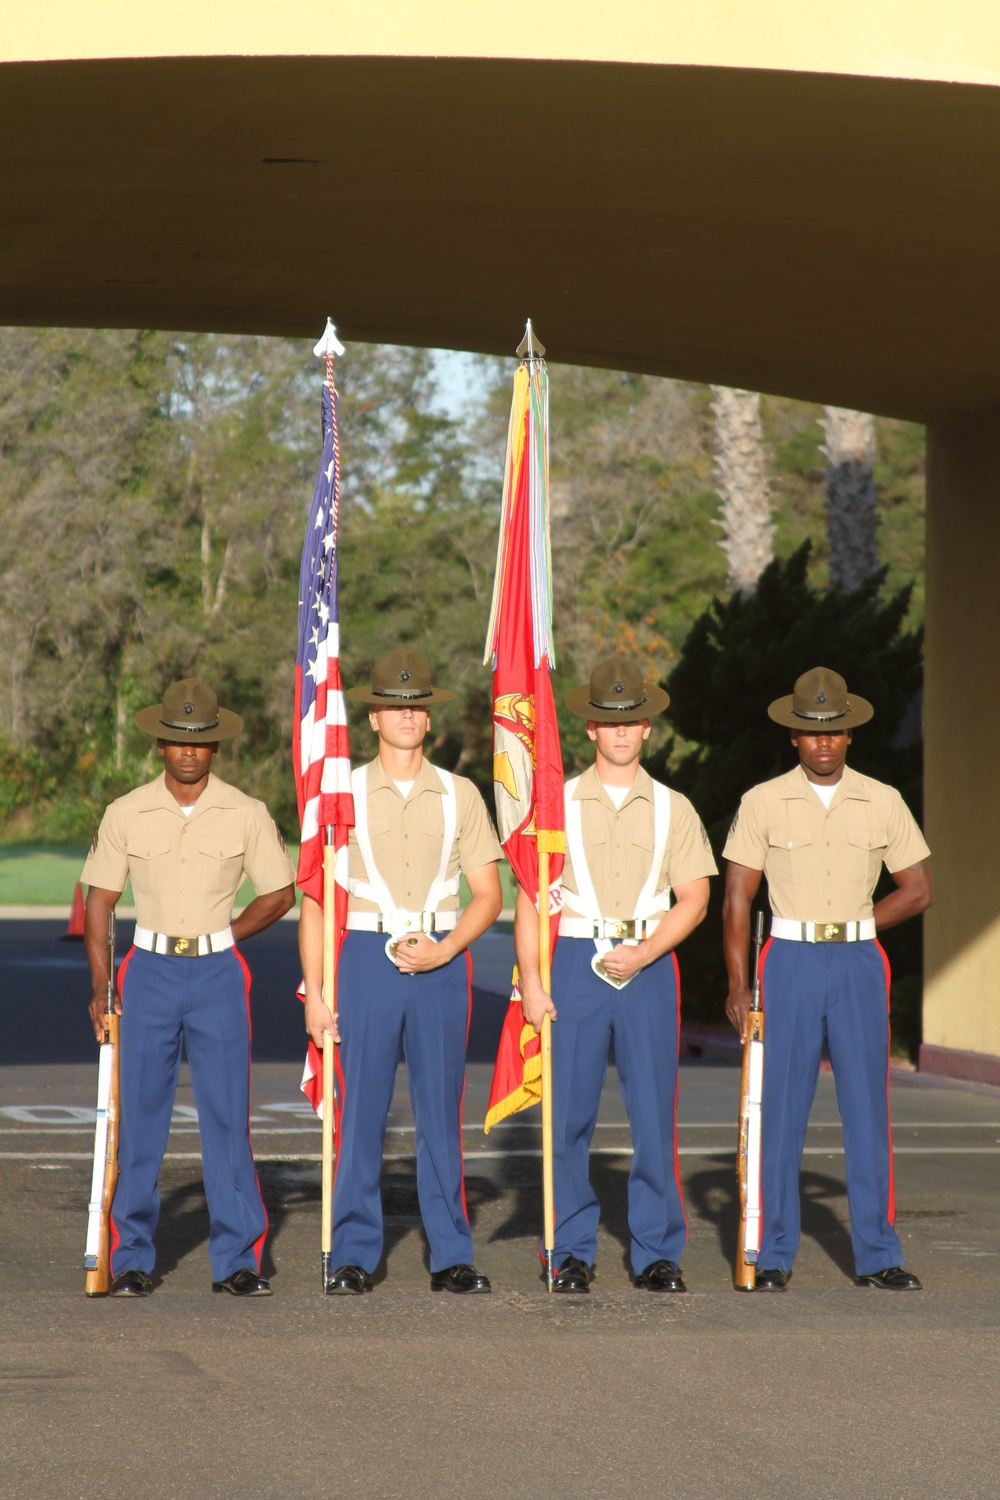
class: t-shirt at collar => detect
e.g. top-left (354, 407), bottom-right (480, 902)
top-left (573, 761), bottom-right (654, 813)
top-left (366, 756), bottom-right (448, 800)
top-left (779, 763), bottom-right (872, 810)
top-left (147, 770), bottom-right (225, 821)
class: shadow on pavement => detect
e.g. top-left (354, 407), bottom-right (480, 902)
top-left (686, 1161), bottom-right (856, 1278)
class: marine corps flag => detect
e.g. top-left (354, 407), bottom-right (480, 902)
top-left (483, 322), bottom-right (565, 1133)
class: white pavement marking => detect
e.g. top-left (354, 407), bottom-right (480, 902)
top-left (3, 1104), bottom-right (998, 1132)
top-left (5, 1145), bottom-right (1000, 1163)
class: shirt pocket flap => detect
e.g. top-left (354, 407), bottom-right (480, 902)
top-left (130, 835), bottom-right (171, 861)
top-left (769, 829), bottom-right (813, 851)
top-left (847, 826), bottom-right (887, 850)
top-left (366, 816), bottom-right (393, 839)
top-left (630, 827), bottom-right (655, 853)
top-left (198, 835), bottom-right (245, 861)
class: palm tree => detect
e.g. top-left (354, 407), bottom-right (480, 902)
top-left (821, 407), bottom-right (878, 590)
top-left (710, 386), bottom-right (773, 597)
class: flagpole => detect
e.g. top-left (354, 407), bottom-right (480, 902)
top-left (321, 832), bottom-right (337, 1290)
top-left (537, 832), bottom-right (561, 1291)
top-left (307, 316), bottom-right (348, 1296)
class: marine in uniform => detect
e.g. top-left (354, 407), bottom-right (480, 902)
top-left (722, 667), bottom-right (933, 1291)
top-left (83, 678), bottom-right (295, 1297)
top-left (300, 650), bottom-right (503, 1295)
top-left (516, 658), bottom-right (717, 1293)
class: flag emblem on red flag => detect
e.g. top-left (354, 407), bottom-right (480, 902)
top-left (483, 355), bottom-right (564, 1132)
top-left (294, 343), bottom-right (354, 1118)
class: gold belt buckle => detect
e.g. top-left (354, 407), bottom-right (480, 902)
top-left (169, 935), bottom-right (194, 956)
top-left (607, 919), bottom-right (636, 940)
top-left (816, 922), bottom-right (846, 943)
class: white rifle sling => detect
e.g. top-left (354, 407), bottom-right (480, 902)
top-left (743, 1038), bottom-right (765, 1259)
top-left (84, 1042), bottom-right (114, 1267)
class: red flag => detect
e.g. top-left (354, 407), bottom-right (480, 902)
top-left (293, 328), bottom-right (354, 1118)
top-left (483, 359), bottom-right (564, 1132)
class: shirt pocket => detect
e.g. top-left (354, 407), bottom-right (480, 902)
top-left (126, 835), bottom-right (172, 901)
top-left (847, 825), bottom-right (888, 894)
top-left (129, 835), bottom-right (172, 864)
top-left (767, 828), bottom-right (814, 889)
top-left (197, 834), bottom-right (245, 893)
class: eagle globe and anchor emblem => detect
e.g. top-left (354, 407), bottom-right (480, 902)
top-left (492, 692), bottom-right (537, 842)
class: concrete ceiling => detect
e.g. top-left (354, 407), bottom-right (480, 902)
top-left (2, 53), bottom-right (999, 421)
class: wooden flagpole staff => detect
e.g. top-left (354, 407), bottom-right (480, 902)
top-left (536, 830), bottom-right (564, 1291)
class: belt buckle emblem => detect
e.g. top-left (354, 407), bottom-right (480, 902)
top-left (607, 919), bottom-right (635, 940)
top-left (171, 936), bottom-right (191, 955)
top-left (821, 923), bottom-right (845, 943)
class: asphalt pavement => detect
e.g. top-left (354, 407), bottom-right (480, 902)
top-left (2, 920), bottom-right (999, 1498)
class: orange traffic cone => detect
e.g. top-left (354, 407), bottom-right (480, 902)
top-left (63, 882), bottom-right (85, 940)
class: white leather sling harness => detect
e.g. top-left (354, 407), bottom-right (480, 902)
top-left (345, 763), bottom-right (460, 941)
top-left (560, 777), bottom-right (673, 976)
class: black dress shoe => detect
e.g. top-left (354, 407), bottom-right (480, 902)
top-left (325, 1264), bottom-right (372, 1296)
top-left (634, 1259), bottom-right (686, 1292)
top-left (857, 1266), bottom-right (923, 1291)
top-left (109, 1269), bottom-right (154, 1298)
top-left (754, 1267), bottom-right (790, 1291)
top-left (551, 1256), bottom-right (594, 1293)
top-left (212, 1268), bottom-right (272, 1296)
top-left (430, 1263), bottom-right (492, 1294)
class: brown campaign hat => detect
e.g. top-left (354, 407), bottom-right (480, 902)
top-left (134, 678), bottom-right (243, 743)
top-left (565, 656), bottom-right (670, 722)
top-left (346, 649), bottom-right (456, 707)
top-left (767, 666), bottom-right (874, 729)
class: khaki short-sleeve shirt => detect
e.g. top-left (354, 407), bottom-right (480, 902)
top-left (81, 772), bottom-right (294, 934)
top-left (562, 764), bottom-right (717, 919)
top-left (722, 763), bottom-right (930, 921)
top-left (348, 757), bottom-right (502, 913)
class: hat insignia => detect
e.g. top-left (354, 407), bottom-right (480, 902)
top-left (399, 668), bottom-right (411, 682)
top-left (815, 691), bottom-right (828, 704)
top-left (182, 701), bottom-right (195, 715)
top-left (613, 680), bottom-right (624, 695)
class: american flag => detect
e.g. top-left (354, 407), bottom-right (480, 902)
top-left (294, 338), bottom-right (354, 1116)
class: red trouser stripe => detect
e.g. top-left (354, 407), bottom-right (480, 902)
top-left (876, 939), bottom-right (895, 1225)
top-left (234, 945), bottom-right (269, 1272)
top-left (670, 951), bottom-right (687, 1235)
top-left (458, 950), bottom-right (473, 1226)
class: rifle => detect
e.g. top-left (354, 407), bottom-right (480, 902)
top-left (84, 910), bottom-right (120, 1296)
top-left (734, 908), bottom-right (765, 1291)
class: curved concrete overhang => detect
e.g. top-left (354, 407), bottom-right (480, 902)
top-left (2, 5), bottom-right (999, 419)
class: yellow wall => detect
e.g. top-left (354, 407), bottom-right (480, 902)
top-left (4, 1), bottom-right (1000, 86)
top-left (924, 408), bottom-right (1000, 1062)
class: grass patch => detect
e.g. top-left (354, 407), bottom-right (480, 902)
top-left (0, 842), bottom-right (520, 911)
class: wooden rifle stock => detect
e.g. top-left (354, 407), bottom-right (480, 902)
top-left (734, 909), bottom-right (765, 1291)
top-left (85, 911), bottom-right (120, 1296)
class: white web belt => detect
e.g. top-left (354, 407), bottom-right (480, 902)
top-left (771, 917), bottom-right (875, 943)
top-left (133, 925), bottom-right (234, 956)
